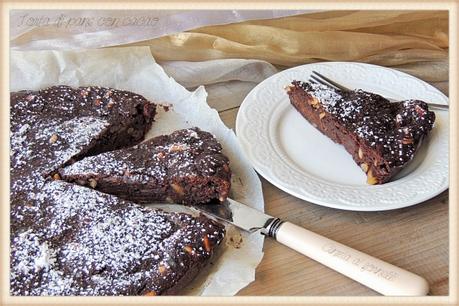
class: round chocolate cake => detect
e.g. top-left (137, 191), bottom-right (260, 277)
top-left (10, 85), bottom-right (229, 296)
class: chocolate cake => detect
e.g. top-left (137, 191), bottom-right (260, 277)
top-left (10, 85), bottom-right (227, 296)
top-left (286, 81), bottom-right (435, 184)
top-left (11, 85), bottom-right (156, 176)
top-left (58, 128), bottom-right (231, 205)
top-left (11, 85), bottom-right (156, 234)
top-left (10, 181), bottom-right (225, 296)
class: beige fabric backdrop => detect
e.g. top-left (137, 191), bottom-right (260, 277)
top-left (125, 10), bottom-right (448, 93)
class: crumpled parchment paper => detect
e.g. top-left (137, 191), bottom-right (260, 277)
top-left (10, 46), bottom-right (265, 296)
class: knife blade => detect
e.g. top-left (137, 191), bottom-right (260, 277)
top-left (193, 198), bottom-right (279, 234)
top-left (193, 198), bottom-right (429, 296)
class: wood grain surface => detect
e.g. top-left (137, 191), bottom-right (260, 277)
top-left (215, 89), bottom-right (449, 296)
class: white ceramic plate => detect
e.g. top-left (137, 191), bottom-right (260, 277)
top-left (236, 62), bottom-right (449, 211)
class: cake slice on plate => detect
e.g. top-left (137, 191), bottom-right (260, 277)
top-left (286, 81), bottom-right (435, 184)
top-left (59, 127), bottom-right (232, 205)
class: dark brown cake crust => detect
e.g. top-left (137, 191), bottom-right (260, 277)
top-left (10, 85), bottom-right (226, 296)
top-left (10, 181), bottom-right (225, 296)
top-left (286, 81), bottom-right (435, 184)
top-left (58, 127), bottom-right (231, 205)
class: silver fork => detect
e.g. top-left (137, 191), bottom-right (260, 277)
top-left (309, 70), bottom-right (449, 111)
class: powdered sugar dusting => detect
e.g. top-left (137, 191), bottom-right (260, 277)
top-left (62, 128), bottom-right (228, 183)
top-left (293, 81), bottom-right (435, 167)
top-left (36, 117), bottom-right (110, 170)
top-left (10, 86), bottom-right (226, 296)
top-left (11, 181), bottom-right (224, 296)
top-left (308, 82), bottom-right (341, 109)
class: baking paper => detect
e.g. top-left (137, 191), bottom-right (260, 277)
top-left (10, 46), bottom-right (265, 296)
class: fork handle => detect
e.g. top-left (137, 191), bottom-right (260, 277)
top-left (272, 221), bottom-right (429, 296)
top-left (428, 103), bottom-right (449, 111)
top-left (311, 71), bottom-right (448, 111)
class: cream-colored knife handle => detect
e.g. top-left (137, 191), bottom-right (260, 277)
top-left (275, 221), bottom-right (429, 296)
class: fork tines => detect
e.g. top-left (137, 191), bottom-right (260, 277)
top-left (311, 71), bottom-right (350, 92)
top-left (309, 75), bottom-right (339, 91)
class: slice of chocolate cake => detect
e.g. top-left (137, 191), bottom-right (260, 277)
top-left (10, 181), bottom-right (225, 296)
top-left (58, 128), bottom-right (231, 205)
top-left (286, 81), bottom-right (435, 184)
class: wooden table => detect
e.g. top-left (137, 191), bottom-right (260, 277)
top-left (215, 91), bottom-right (449, 296)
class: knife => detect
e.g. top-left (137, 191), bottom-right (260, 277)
top-left (194, 198), bottom-right (429, 296)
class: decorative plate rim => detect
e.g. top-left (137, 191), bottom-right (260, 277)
top-left (235, 61), bottom-right (449, 211)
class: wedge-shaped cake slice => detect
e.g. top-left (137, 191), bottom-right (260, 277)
top-left (286, 81), bottom-right (435, 184)
top-left (59, 128), bottom-right (231, 205)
